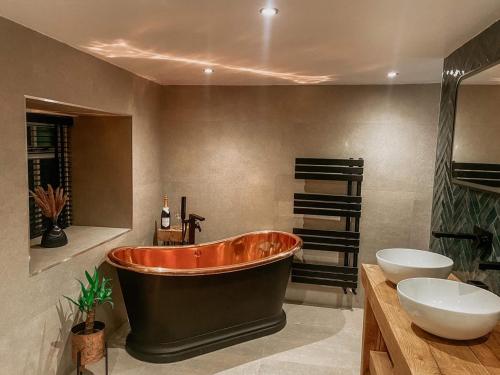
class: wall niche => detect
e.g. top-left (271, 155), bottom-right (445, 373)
top-left (26, 96), bottom-right (133, 275)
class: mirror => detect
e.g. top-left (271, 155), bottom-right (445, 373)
top-left (452, 62), bottom-right (500, 194)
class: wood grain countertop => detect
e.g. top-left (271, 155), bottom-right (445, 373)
top-left (361, 264), bottom-right (500, 375)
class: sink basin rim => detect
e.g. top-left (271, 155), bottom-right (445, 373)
top-left (376, 248), bottom-right (453, 269)
top-left (397, 277), bottom-right (500, 316)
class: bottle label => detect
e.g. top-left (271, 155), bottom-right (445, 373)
top-left (162, 217), bottom-right (170, 228)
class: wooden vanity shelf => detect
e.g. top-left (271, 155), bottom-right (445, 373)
top-left (361, 264), bottom-right (500, 375)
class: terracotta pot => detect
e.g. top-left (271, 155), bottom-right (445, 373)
top-left (71, 321), bottom-right (105, 366)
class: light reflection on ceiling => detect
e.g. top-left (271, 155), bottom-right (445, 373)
top-left (86, 40), bottom-right (335, 84)
top-left (0, 1), bottom-right (497, 84)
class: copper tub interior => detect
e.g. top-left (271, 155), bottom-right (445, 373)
top-left (108, 231), bottom-right (302, 274)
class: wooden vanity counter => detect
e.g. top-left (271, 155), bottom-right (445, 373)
top-left (361, 264), bottom-right (500, 375)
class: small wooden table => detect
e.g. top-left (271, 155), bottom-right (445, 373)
top-left (361, 264), bottom-right (500, 375)
top-left (157, 227), bottom-right (183, 245)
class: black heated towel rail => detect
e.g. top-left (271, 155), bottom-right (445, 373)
top-left (291, 158), bottom-right (363, 294)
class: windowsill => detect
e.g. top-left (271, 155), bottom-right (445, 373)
top-left (29, 225), bottom-right (130, 276)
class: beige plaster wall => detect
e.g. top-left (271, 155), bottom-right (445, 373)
top-left (160, 85), bottom-right (441, 306)
top-left (0, 17), bottom-right (163, 374)
top-left (72, 116), bottom-right (133, 228)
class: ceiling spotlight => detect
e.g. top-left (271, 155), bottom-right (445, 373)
top-left (387, 71), bottom-right (399, 79)
top-left (203, 67), bottom-right (214, 74)
top-left (259, 7), bottom-right (279, 16)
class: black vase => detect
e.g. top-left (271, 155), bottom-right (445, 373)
top-left (41, 221), bottom-right (68, 248)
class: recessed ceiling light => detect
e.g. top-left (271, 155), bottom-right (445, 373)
top-left (387, 71), bottom-right (399, 79)
top-left (203, 68), bottom-right (214, 74)
top-left (259, 7), bottom-right (279, 16)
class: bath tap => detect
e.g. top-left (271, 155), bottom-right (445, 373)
top-left (187, 213), bottom-right (205, 245)
top-left (179, 196), bottom-right (205, 244)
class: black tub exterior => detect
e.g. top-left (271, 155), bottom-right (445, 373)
top-left (117, 256), bottom-right (292, 363)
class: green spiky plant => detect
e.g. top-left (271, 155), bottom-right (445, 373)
top-left (65, 267), bottom-right (113, 334)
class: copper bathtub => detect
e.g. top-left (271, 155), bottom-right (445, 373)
top-left (106, 231), bottom-right (302, 363)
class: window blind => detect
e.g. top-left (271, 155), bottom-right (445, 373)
top-left (27, 113), bottom-right (72, 239)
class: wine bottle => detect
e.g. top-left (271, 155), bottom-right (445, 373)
top-left (161, 195), bottom-right (171, 229)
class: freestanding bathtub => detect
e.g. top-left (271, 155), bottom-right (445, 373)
top-left (106, 230), bottom-right (302, 363)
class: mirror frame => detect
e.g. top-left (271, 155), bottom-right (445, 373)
top-left (451, 60), bottom-right (500, 195)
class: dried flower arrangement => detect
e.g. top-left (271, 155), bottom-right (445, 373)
top-left (30, 185), bottom-right (69, 247)
top-left (30, 184), bottom-right (68, 222)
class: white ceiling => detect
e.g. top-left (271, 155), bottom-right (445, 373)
top-left (1, 0), bottom-right (499, 85)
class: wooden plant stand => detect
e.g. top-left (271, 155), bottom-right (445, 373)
top-left (76, 342), bottom-right (108, 375)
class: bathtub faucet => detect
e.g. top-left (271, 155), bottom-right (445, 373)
top-left (187, 213), bottom-right (205, 245)
top-left (180, 196), bottom-right (205, 245)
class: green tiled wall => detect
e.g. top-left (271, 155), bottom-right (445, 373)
top-left (431, 21), bottom-right (500, 293)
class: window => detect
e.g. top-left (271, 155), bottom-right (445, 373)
top-left (27, 113), bottom-right (72, 238)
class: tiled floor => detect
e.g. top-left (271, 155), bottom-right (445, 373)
top-left (87, 304), bottom-right (363, 375)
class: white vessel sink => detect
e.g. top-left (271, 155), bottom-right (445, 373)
top-left (398, 278), bottom-right (500, 340)
top-left (376, 248), bottom-right (453, 284)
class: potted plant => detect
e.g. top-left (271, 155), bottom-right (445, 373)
top-left (30, 184), bottom-right (68, 247)
top-left (65, 267), bottom-right (113, 371)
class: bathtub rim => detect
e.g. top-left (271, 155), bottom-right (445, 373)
top-left (106, 230), bottom-right (302, 276)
